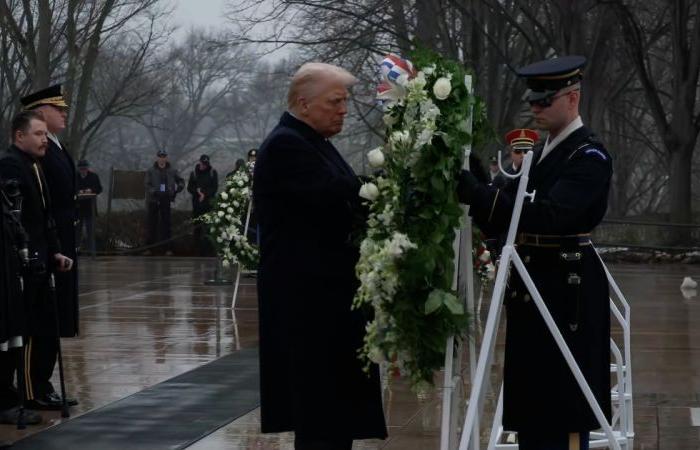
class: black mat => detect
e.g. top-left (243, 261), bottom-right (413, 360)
top-left (12, 348), bottom-right (260, 450)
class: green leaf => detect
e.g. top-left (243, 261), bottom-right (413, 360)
top-left (424, 290), bottom-right (444, 315)
top-left (443, 293), bottom-right (464, 315)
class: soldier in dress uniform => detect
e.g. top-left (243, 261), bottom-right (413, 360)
top-left (458, 56), bottom-right (612, 450)
top-left (0, 111), bottom-right (73, 423)
top-left (20, 85), bottom-right (79, 410)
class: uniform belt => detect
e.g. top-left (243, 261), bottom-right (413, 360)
top-left (516, 233), bottom-right (592, 248)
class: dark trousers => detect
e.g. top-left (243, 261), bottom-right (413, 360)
top-left (146, 197), bottom-right (172, 247)
top-left (192, 206), bottom-right (212, 256)
top-left (77, 214), bottom-right (95, 255)
top-left (518, 430), bottom-right (590, 450)
top-left (27, 336), bottom-right (58, 399)
top-left (294, 436), bottom-right (352, 450)
top-left (0, 350), bottom-right (19, 410)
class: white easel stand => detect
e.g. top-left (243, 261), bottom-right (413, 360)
top-left (231, 197), bottom-right (254, 309)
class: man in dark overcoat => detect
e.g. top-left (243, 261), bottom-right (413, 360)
top-left (0, 111), bottom-right (73, 420)
top-left (254, 62), bottom-right (387, 450)
top-left (458, 56), bottom-right (612, 450)
top-left (76, 159), bottom-right (103, 255)
top-left (20, 85), bottom-right (79, 409)
top-left (187, 154), bottom-right (218, 255)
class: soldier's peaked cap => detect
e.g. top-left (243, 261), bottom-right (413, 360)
top-left (506, 128), bottom-right (539, 150)
top-left (21, 84), bottom-right (69, 110)
top-left (516, 55), bottom-right (586, 92)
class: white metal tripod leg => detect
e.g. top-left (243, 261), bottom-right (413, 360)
top-left (487, 384), bottom-right (504, 450)
top-left (231, 198), bottom-right (254, 309)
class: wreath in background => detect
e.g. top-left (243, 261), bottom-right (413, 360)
top-left (198, 163), bottom-right (258, 269)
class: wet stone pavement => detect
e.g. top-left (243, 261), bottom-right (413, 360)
top-left (0, 258), bottom-right (698, 449)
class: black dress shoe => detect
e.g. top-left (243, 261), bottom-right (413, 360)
top-left (26, 392), bottom-right (78, 410)
top-left (0, 406), bottom-right (42, 425)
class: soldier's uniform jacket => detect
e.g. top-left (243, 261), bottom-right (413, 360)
top-left (458, 125), bottom-right (613, 432)
top-left (42, 136), bottom-right (79, 337)
top-left (0, 146), bottom-right (62, 337)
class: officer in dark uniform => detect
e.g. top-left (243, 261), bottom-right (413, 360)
top-left (76, 159), bottom-right (103, 255)
top-left (20, 85), bottom-right (79, 409)
top-left (0, 111), bottom-right (73, 422)
top-left (458, 56), bottom-right (612, 450)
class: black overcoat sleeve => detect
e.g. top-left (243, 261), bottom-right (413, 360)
top-left (459, 151), bottom-right (612, 236)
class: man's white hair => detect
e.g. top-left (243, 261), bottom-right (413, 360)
top-left (287, 62), bottom-right (358, 110)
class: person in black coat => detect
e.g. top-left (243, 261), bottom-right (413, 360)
top-left (0, 111), bottom-right (73, 421)
top-left (20, 85), bottom-right (79, 410)
top-left (76, 159), bottom-right (103, 255)
top-left (187, 154), bottom-right (218, 255)
top-left (254, 63), bottom-right (387, 450)
top-left (458, 56), bottom-right (612, 450)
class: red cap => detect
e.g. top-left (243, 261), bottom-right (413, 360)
top-left (505, 128), bottom-right (539, 150)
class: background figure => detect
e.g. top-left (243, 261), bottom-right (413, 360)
top-left (76, 159), bottom-right (102, 256)
top-left (228, 158), bottom-right (246, 178)
top-left (20, 85), bottom-right (79, 410)
top-left (488, 155), bottom-right (500, 181)
top-left (187, 154), bottom-right (218, 255)
top-left (144, 150), bottom-right (184, 255)
top-left (254, 63), bottom-right (386, 450)
top-left (0, 111), bottom-right (73, 418)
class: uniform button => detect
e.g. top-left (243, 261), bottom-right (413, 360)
top-left (523, 255), bottom-right (531, 263)
top-left (511, 291), bottom-right (518, 298)
top-left (523, 294), bottom-right (531, 302)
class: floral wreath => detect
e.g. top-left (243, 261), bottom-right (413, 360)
top-left (353, 50), bottom-right (490, 389)
top-left (198, 162), bottom-right (258, 269)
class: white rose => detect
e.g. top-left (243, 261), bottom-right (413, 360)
top-left (422, 64), bottom-right (436, 76)
top-left (233, 201), bottom-right (240, 207)
top-left (367, 148), bottom-right (385, 168)
top-left (222, 260), bottom-right (230, 268)
top-left (237, 180), bottom-right (245, 187)
top-left (433, 77), bottom-right (452, 100)
top-left (227, 207), bottom-right (234, 214)
top-left (217, 211), bottom-right (225, 217)
top-left (383, 114), bottom-right (397, 127)
top-left (359, 183), bottom-right (379, 201)
top-left (479, 250), bottom-right (491, 262)
top-left (220, 192), bottom-right (229, 200)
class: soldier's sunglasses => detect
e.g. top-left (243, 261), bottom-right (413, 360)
top-left (528, 89), bottom-right (577, 108)
top-left (511, 148), bottom-right (529, 154)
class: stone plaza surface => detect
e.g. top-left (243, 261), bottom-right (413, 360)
top-left (0, 257), bottom-right (698, 449)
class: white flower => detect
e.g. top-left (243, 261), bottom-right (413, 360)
top-left (222, 260), bottom-right (230, 268)
top-left (237, 180), bottom-right (245, 187)
top-left (396, 73), bottom-right (409, 87)
top-left (367, 147), bottom-right (385, 168)
top-left (220, 192), bottom-right (229, 200)
top-left (486, 263), bottom-right (496, 280)
top-left (408, 71), bottom-right (427, 90)
top-left (359, 183), bottom-right (380, 201)
top-left (416, 128), bottom-right (434, 148)
top-left (433, 77), bottom-right (452, 100)
top-left (420, 99), bottom-right (440, 122)
top-left (233, 201), bottom-right (240, 208)
top-left (422, 64), bottom-right (436, 76)
top-left (479, 250), bottom-right (491, 263)
top-left (216, 237), bottom-right (223, 243)
top-left (217, 211), bottom-right (225, 217)
top-left (390, 130), bottom-right (411, 148)
top-left (227, 207), bottom-right (234, 214)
